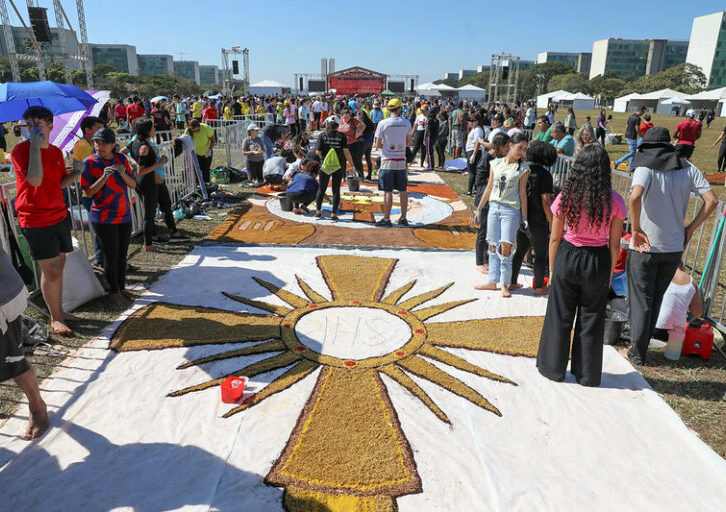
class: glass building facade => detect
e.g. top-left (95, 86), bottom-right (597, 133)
top-left (91, 44), bottom-right (137, 75)
top-left (0, 26), bottom-right (81, 69)
top-left (199, 65), bottom-right (219, 85)
top-left (138, 54), bottom-right (173, 76)
top-left (173, 60), bottom-right (200, 84)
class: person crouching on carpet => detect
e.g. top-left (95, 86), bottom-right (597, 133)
top-left (287, 159), bottom-right (320, 215)
top-left (474, 133), bottom-right (530, 298)
top-left (536, 144), bottom-right (626, 387)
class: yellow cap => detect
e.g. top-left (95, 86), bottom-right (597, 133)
top-left (387, 98), bottom-right (402, 110)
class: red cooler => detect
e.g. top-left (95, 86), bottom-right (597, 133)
top-left (682, 319), bottom-right (714, 360)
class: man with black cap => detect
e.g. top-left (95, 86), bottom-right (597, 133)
top-left (625, 127), bottom-right (717, 365)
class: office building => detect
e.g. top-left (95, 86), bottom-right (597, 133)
top-left (537, 52), bottom-right (592, 73)
top-left (443, 72), bottom-right (459, 80)
top-left (174, 60), bottom-right (200, 84)
top-left (686, 11), bottom-right (726, 88)
top-left (199, 65), bottom-right (220, 86)
top-left (0, 25), bottom-right (81, 69)
top-left (91, 44), bottom-right (138, 75)
top-left (138, 54), bottom-right (173, 76)
top-left (458, 69), bottom-right (476, 80)
top-left (590, 38), bottom-right (688, 79)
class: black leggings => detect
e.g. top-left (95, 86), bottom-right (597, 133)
top-left (348, 141), bottom-right (364, 177)
top-left (92, 222), bottom-right (132, 294)
top-left (247, 160), bottom-right (264, 182)
top-left (156, 181), bottom-right (177, 235)
top-left (409, 132), bottom-right (424, 165)
top-left (140, 174), bottom-right (158, 245)
top-left (719, 141), bottom-right (726, 172)
top-left (596, 127), bottom-right (606, 146)
top-left (475, 202), bottom-right (490, 266)
top-left (316, 169), bottom-right (344, 214)
top-left (511, 219), bottom-right (549, 288)
top-left (361, 140), bottom-right (374, 176)
top-left (287, 190), bottom-right (317, 207)
top-left (436, 139), bottom-right (447, 168)
top-left (466, 150), bottom-right (479, 194)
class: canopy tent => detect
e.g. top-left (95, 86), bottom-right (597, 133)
top-left (613, 88), bottom-right (690, 114)
top-left (430, 82), bottom-right (458, 97)
top-left (380, 89), bottom-right (396, 97)
top-left (416, 83), bottom-right (442, 97)
top-left (536, 90), bottom-right (571, 109)
top-left (249, 80), bottom-right (291, 96)
top-left (457, 84), bottom-right (487, 102)
top-left (549, 91), bottom-right (595, 111)
top-left (686, 87), bottom-right (726, 117)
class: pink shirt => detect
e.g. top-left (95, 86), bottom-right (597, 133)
top-left (551, 190), bottom-right (626, 247)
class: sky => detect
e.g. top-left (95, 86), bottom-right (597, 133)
top-left (8, 1), bottom-right (726, 85)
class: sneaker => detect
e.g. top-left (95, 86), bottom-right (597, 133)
top-left (293, 208), bottom-right (304, 215)
top-left (376, 218), bottom-right (392, 227)
top-left (330, 214), bottom-right (339, 221)
top-left (397, 218), bottom-right (409, 226)
top-left (314, 211), bottom-right (322, 219)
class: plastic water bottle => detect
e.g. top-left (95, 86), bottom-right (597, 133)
top-left (664, 327), bottom-right (685, 361)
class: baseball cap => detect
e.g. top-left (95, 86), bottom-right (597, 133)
top-left (247, 123), bottom-right (260, 132)
top-left (305, 149), bottom-right (321, 162)
top-left (324, 115), bottom-right (340, 125)
top-left (91, 127), bottom-right (116, 144)
top-left (685, 109), bottom-right (696, 118)
top-left (387, 98), bottom-right (402, 110)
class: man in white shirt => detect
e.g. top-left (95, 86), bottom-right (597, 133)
top-left (312, 97), bottom-right (323, 130)
top-left (374, 98), bottom-right (413, 227)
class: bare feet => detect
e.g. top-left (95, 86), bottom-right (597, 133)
top-left (143, 244), bottom-right (157, 252)
top-left (533, 287), bottom-right (549, 296)
top-left (23, 400), bottom-right (49, 441)
top-left (509, 283), bottom-right (523, 290)
top-left (501, 286), bottom-right (512, 298)
top-left (474, 282), bottom-right (498, 290)
top-left (616, 346), bottom-right (631, 360)
top-left (475, 264), bottom-right (489, 274)
top-left (50, 320), bottom-right (73, 336)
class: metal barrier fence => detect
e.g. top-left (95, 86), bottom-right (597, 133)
top-left (550, 154), bottom-right (573, 189)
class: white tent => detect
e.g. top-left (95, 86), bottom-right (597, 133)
top-left (569, 92), bottom-right (596, 110)
top-left (457, 84), bottom-right (487, 102)
top-left (416, 82), bottom-right (442, 97)
top-left (686, 87), bottom-right (726, 117)
top-left (536, 90), bottom-right (571, 109)
top-left (613, 88), bottom-right (690, 114)
top-left (249, 80), bottom-right (290, 96)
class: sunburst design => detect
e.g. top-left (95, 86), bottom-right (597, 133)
top-left (111, 255), bottom-right (544, 512)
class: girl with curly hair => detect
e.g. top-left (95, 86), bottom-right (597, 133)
top-left (537, 144), bottom-right (626, 387)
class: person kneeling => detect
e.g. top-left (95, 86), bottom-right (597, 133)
top-left (287, 159), bottom-right (320, 215)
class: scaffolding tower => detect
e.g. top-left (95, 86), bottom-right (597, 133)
top-left (487, 53), bottom-right (520, 104)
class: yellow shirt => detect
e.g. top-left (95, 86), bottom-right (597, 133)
top-left (256, 105), bottom-right (266, 114)
top-left (191, 123), bottom-right (215, 156)
top-left (241, 103), bottom-right (252, 115)
top-left (192, 102), bottom-right (202, 118)
top-left (223, 106), bottom-right (233, 120)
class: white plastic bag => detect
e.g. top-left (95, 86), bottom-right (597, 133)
top-left (62, 249), bottom-right (105, 312)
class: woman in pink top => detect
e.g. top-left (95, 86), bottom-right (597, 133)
top-left (537, 144), bottom-right (626, 387)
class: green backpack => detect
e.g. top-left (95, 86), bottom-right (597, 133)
top-left (321, 148), bottom-right (341, 174)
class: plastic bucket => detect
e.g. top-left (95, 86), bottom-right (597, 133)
top-left (603, 309), bottom-right (627, 345)
top-left (278, 193), bottom-right (293, 212)
top-left (347, 177), bottom-right (360, 192)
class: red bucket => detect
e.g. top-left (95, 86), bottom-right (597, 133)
top-left (532, 277), bottom-right (549, 288)
top-left (221, 376), bottom-right (247, 403)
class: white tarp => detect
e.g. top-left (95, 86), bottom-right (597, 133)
top-left (457, 84), bottom-right (487, 102)
top-left (613, 88), bottom-right (691, 114)
top-left (2, 245), bottom-right (725, 511)
top-left (249, 80), bottom-right (290, 96)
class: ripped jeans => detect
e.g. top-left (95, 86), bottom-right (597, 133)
top-left (486, 201), bottom-right (521, 286)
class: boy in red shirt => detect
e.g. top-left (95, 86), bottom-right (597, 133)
top-left (639, 113), bottom-right (654, 138)
top-left (202, 103), bottom-right (218, 122)
top-left (126, 96), bottom-right (145, 125)
top-left (11, 106), bottom-right (83, 336)
top-left (673, 109), bottom-right (702, 159)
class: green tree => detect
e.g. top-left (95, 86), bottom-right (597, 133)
top-left (546, 73), bottom-right (590, 94)
top-left (93, 64), bottom-right (116, 79)
top-left (434, 78), bottom-right (459, 88)
top-left (587, 75), bottom-right (627, 102)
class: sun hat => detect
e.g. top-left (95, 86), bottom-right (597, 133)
top-left (632, 126), bottom-right (684, 171)
top-left (685, 109), bottom-right (696, 118)
top-left (387, 98), bottom-right (402, 110)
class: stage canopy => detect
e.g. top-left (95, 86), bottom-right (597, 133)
top-left (326, 66), bottom-right (387, 96)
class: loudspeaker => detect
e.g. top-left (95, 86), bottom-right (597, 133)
top-left (299, 77), bottom-right (304, 90)
top-left (232, 60), bottom-right (239, 74)
top-left (28, 7), bottom-right (52, 43)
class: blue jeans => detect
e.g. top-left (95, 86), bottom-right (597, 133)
top-left (615, 137), bottom-right (639, 169)
top-left (487, 202), bottom-right (521, 286)
top-left (262, 134), bottom-right (274, 159)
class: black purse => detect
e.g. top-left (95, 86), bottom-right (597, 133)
top-left (1, 202), bottom-right (34, 285)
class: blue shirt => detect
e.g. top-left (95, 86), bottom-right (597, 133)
top-left (286, 172), bottom-right (318, 195)
top-left (550, 134), bottom-right (575, 157)
top-left (348, 100), bottom-right (358, 113)
top-left (370, 108), bottom-right (384, 124)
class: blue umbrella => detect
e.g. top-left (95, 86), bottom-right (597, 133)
top-left (0, 81), bottom-right (98, 122)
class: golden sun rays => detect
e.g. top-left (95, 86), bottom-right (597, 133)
top-left (111, 254), bottom-right (544, 512)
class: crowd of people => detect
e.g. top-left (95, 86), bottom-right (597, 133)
top-left (1, 87), bottom-right (723, 442)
